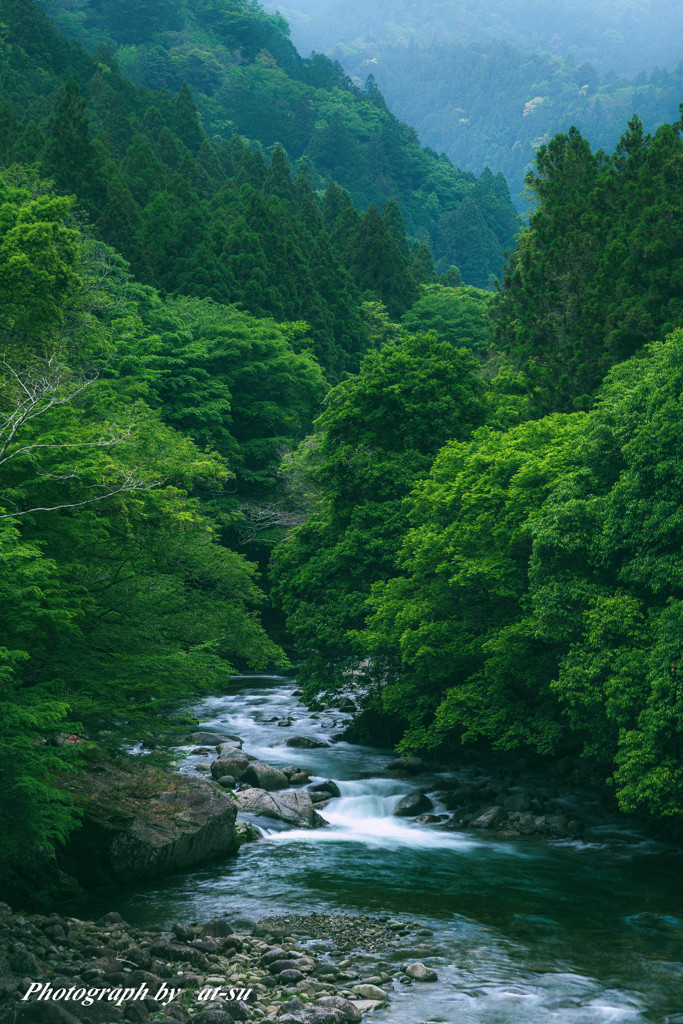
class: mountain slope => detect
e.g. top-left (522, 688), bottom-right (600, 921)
top-left (259, 0), bottom-right (683, 205)
top-left (33, 0), bottom-right (520, 279)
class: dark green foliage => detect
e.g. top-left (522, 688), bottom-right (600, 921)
top-left (33, 0), bottom-right (520, 286)
top-left (347, 204), bottom-right (418, 319)
top-left (491, 115), bottom-right (683, 412)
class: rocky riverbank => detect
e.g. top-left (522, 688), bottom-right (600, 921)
top-left (53, 760), bottom-right (242, 891)
top-left (0, 903), bottom-right (440, 1024)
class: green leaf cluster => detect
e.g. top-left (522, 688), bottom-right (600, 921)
top-left (0, 170), bottom-right (322, 880)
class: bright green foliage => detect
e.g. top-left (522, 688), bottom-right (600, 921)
top-left (0, 172), bottom-right (286, 885)
top-left (361, 413), bottom-right (586, 753)
top-left (491, 114), bottom-right (683, 412)
top-left (123, 291), bottom-right (327, 552)
top-left (0, 522), bottom-right (77, 865)
top-left (401, 284), bottom-right (491, 351)
top-left (0, 177), bottom-right (82, 342)
top-left (271, 333), bottom-right (487, 693)
top-left (530, 329), bottom-right (683, 816)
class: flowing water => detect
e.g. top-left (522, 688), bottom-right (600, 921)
top-left (72, 676), bottom-right (683, 1023)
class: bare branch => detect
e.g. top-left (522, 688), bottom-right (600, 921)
top-left (0, 357), bottom-right (158, 518)
top-left (0, 357), bottom-right (99, 465)
top-left (236, 497), bottom-right (309, 544)
top-left (0, 471), bottom-right (163, 519)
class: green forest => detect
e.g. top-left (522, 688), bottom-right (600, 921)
top-left (0, 0), bottom-right (682, 898)
top-left (261, 0), bottom-right (683, 205)
top-left (260, 0), bottom-right (683, 77)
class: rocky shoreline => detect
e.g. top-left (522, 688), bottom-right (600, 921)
top-left (0, 903), bottom-right (440, 1024)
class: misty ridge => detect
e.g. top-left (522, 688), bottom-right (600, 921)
top-left (261, 0), bottom-right (683, 203)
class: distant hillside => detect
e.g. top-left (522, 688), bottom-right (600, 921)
top-left (34, 0), bottom-right (520, 279)
top-left (259, 0), bottom-right (683, 205)
top-left (260, 0), bottom-right (683, 77)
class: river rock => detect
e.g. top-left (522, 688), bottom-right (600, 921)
top-left (202, 917), bottom-right (234, 937)
top-left (387, 756), bottom-right (424, 773)
top-left (393, 792), bottom-right (433, 817)
top-left (351, 983), bottom-right (388, 1000)
top-left (337, 698), bottom-right (357, 712)
top-left (12, 1006), bottom-right (84, 1023)
top-left (279, 968), bottom-right (305, 983)
top-left (210, 757), bottom-right (250, 780)
top-left (236, 787), bottom-right (327, 828)
top-left (260, 946), bottom-right (288, 964)
top-left (186, 731), bottom-right (234, 745)
top-left (469, 805), bottom-right (506, 829)
top-left (315, 996), bottom-right (362, 1022)
top-left (286, 736), bottom-right (329, 749)
top-left (243, 762), bottom-right (290, 791)
top-left (216, 740), bottom-right (244, 755)
top-left (216, 775), bottom-right (237, 788)
top-left (504, 791), bottom-right (532, 812)
top-left (268, 958), bottom-right (304, 974)
top-left (404, 961), bottom-right (438, 981)
top-left (308, 780), bottom-right (341, 798)
top-left (56, 763), bottom-right (239, 886)
top-left (350, 1001), bottom-right (382, 1014)
top-left (193, 1011), bottom-right (237, 1024)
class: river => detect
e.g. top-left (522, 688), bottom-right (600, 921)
top-left (70, 675), bottom-right (683, 1024)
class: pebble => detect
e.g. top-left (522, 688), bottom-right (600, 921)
top-left (0, 905), bottom-right (441, 1023)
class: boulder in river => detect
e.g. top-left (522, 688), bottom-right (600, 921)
top-left (210, 756), bottom-right (250, 780)
top-left (57, 763), bottom-right (239, 887)
top-left (469, 805), bottom-right (506, 829)
top-left (242, 762), bottom-right (290, 791)
top-left (216, 739), bottom-right (244, 755)
top-left (186, 731), bottom-right (234, 745)
top-left (309, 780), bottom-right (341, 798)
top-left (351, 983), bottom-right (388, 1000)
top-left (393, 792), bottom-right (434, 817)
top-left (404, 961), bottom-right (438, 981)
top-left (236, 787), bottom-right (327, 828)
top-left (337, 697), bottom-right (357, 712)
top-left (504, 791), bottom-right (532, 812)
top-left (286, 735), bottom-right (330, 749)
top-left (316, 996), bottom-right (363, 1022)
top-left (216, 775), bottom-right (237, 788)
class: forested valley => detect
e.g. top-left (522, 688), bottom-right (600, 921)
top-left (260, 0), bottom-right (683, 205)
top-left (0, 0), bottom-right (682, 914)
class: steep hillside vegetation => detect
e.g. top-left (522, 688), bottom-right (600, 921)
top-left (33, 0), bottom-right (519, 277)
top-left (260, 0), bottom-right (683, 204)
